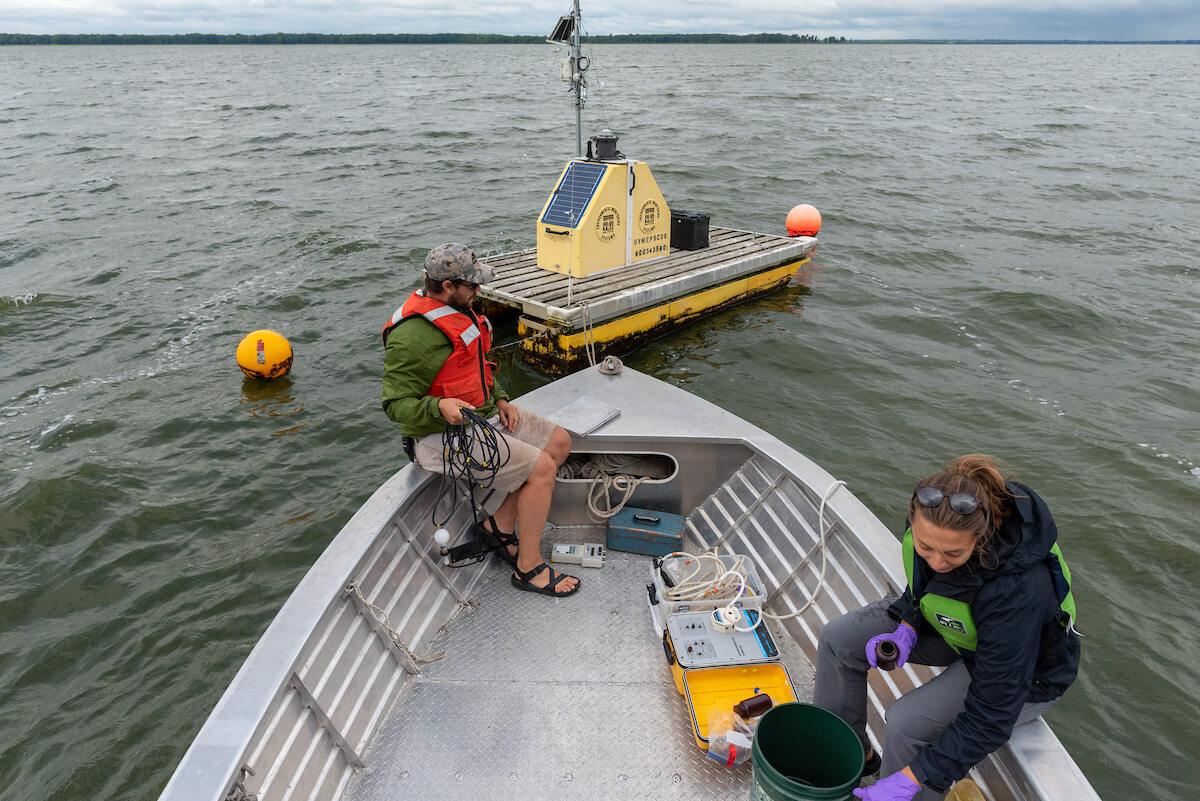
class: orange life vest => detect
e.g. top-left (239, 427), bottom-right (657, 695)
top-left (382, 291), bottom-right (496, 407)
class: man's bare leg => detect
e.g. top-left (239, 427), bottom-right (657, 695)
top-left (484, 425), bottom-right (571, 561)
top-left (514, 451), bottom-right (578, 591)
top-left (544, 426), bottom-right (571, 467)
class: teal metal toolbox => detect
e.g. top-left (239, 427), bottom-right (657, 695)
top-left (606, 507), bottom-right (686, 556)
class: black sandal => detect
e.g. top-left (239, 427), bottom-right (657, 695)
top-left (511, 562), bottom-right (580, 597)
top-left (862, 747), bottom-right (881, 778)
top-left (475, 516), bottom-right (518, 568)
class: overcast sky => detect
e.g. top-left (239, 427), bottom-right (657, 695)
top-left (1, 0), bottom-right (1198, 40)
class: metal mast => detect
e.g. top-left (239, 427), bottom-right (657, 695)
top-left (548, 3), bottom-right (586, 157)
top-left (572, 0), bottom-right (583, 156)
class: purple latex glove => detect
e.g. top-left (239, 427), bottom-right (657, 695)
top-left (852, 769), bottom-right (921, 800)
top-left (865, 622), bottom-right (918, 669)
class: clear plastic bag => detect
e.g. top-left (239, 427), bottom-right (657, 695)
top-left (707, 730), bottom-right (752, 766)
top-left (706, 711), bottom-right (753, 766)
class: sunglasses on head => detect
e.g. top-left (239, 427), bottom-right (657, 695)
top-left (914, 485), bottom-right (980, 515)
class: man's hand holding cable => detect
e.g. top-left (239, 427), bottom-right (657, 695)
top-left (865, 621), bottom-right (918, 668)
top-left (437, 397), bottom-right (474, 425)
top-left (496, 398), bottom-right (520, 432)
top-left (852, 769), bottom-right (920, 800)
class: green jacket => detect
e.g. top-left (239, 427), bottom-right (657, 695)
top-left (381, 315), bottom-right (509, 438)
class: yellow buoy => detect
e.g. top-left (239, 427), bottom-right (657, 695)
top-left (236, 330), bottom-right (293, 380)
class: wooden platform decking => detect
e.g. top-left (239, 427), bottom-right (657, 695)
top-left (480, 227), bottom-right (816, 328)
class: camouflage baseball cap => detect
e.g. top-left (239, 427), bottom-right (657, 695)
top-left (423, 242), bottom-right (495, 284)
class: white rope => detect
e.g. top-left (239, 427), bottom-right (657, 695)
top-left (587, 473), bottom-right (647, 519)
top-left (659, 551), bottom-right (755, 602)
top-left (651, 479), bottom-right (848, 629)
top-left (656, 550), bottom-right (763, 632)
top-left (598, 354), bottom-right (623, 374)
top-left (760, 479), bottom-right (847, 621)
top-left (558, 453), bottom-right (648, 520)
top-left (580, 302), bottom-right (598, 367)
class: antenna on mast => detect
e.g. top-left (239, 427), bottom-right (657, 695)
top-left (547, 1), bottom-right (587, 156)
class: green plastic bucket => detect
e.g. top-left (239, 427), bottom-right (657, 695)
top-left (751, 702), bottom-right (864, 801)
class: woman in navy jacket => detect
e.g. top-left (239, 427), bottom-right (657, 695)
top-left (813, 455), bottom-right (1080, 801)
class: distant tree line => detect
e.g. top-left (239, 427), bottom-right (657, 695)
top-left (594, 33), bottom-right (848, 43)
top-left (0, 32), bottom-right (850, 46)
top-left (854, 38), bottom-right (1198, 44)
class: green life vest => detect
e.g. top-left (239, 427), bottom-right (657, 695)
top-left (901, 527), bottom-right (1077, 653)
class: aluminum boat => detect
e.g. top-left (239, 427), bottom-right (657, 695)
top-left (158, 365), bottom-right (1100, 801)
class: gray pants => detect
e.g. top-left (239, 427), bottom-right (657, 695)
top-left (812, 600), bottom-right (1056, 801)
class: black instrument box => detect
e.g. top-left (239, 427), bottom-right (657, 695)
top-left (670, 209), bottom-right (710, 251)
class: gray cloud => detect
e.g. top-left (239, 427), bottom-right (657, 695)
top-left (0, 0), bottom-right (1197, 39)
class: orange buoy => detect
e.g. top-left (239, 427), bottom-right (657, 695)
top-left (786, 204), bottom-right (822, 237)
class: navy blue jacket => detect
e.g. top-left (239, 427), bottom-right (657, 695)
top-left (887, 481), bottom-right (1080, 792)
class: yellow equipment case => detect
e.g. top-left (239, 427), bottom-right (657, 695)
top-left (682, 663), bottom-right (798, 750)
top-left (664, 610), bottom-right (780, 694)
top-left (535, 134), bottom-right (671, 279)
top-left (662, 612), bottom-right (797, 750)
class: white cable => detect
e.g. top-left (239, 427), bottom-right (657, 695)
top-left (655, 479), bottom-right (847, 632)
top-left (660, 552), bottom-right (754, 600)
top-left (710, 570), bottom-right (761, 633)
top-left (761, 479), bottom-right (847, 620)
top-left (598, 355), bottom-right (623, 374)
top-left (656, 551), bottom-right (764, 632)
top-left (656, 479), bottom-right (846, 625)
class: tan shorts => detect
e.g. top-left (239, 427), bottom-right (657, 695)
top-left (413, 405), bottom-right (559, 498)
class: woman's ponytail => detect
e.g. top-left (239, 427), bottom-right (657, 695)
top-left (946, 454), bottom-right (1012, 527)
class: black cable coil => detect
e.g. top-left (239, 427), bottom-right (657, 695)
top-left (432, 408), bottom-right (512, 566)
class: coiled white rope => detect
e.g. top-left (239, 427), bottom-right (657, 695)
top-left (657, 479), bottom-right (848, 630)
top-left (588, 474), bottom-right (645, 519)
top-left (658, 550), bottom-right (762, 632)
top-left (660, 551), bottom-right (756, 603)
top-left (598, 355), bottom-right (623, 374)
top-left (557, 454), bottom-right (649, 520)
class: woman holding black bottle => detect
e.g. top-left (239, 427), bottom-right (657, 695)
top-left (813, 455), bottom-right (1080, 801)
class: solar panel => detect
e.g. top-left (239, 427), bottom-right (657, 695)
top-left (541, 162), bottom-right (607, 228)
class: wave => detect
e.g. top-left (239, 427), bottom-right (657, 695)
top-left (241, 131), bottom-right (300, 144)
top-left (1033, 122), bottom-right (1090, 131)
top-left (0, 241), bottom-right (45, 269)
top-left (220, 103), bottom-right (292, 112)
top-left (418, 129), bottom-right (474, 139)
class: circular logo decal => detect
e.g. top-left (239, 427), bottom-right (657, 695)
top-left (595, 205), bottom-right (620, 242)
top-left (638, 200), bottom-right (661, 233)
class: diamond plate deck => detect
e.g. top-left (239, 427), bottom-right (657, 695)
top-left (343, 549), bottom-right (814, 801)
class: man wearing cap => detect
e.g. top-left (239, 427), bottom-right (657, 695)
top-left (381, 243), bottom-right (580, 597)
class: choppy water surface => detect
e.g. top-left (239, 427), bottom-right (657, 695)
top-left (1, 44), bottom-right (1198, 801)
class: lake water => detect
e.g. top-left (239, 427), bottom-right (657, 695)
top-left (1, 43), bottom-right (1198, 801)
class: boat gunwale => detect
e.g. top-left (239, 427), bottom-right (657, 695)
top-left (156, 464), bottom-right (451, 801)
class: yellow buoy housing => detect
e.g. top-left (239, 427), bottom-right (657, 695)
top-left (236, 329), bottom-right (293, 380)
top-left (536, 156), bottom-right (670, 279)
